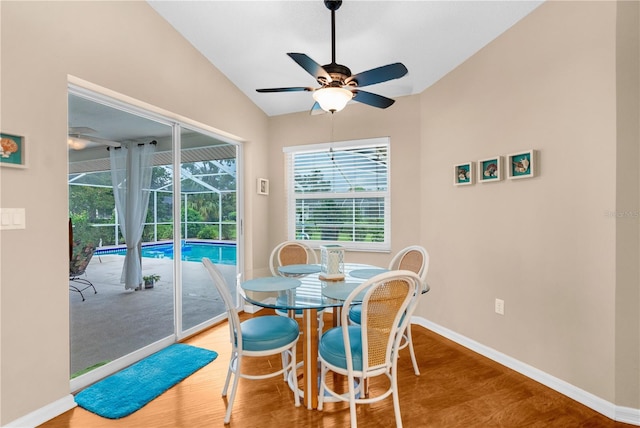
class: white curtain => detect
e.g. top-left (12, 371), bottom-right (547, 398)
top-left (110, 142), bottom-right (156, 290)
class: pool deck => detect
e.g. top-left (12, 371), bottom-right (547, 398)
top-left (70, 254), bottom-right (237, 375)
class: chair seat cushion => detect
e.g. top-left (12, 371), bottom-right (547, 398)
top-left (348, 305), bottom-right (362, 324)
top-left (319, 325), bottom-right (363, 371)
top-left (240, 316), bottom-right (299, 351)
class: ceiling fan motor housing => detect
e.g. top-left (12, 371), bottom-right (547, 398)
top-left (320, 63), bottom-right (353, 86)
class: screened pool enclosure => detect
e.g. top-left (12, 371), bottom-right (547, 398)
top-left (69, 146), bottom-right (238, 249)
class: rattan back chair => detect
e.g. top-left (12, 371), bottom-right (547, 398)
top-left (269, 240), bottom-right (318, 277)
top-left (349, 245), bottom-right (430, 376)
top-left (318, 270), bottom-right (420, 428)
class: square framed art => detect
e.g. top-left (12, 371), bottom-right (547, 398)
top-left (0, 132), bottom-right (26, 168)
top-left (257, 178), bottom-right (269, 195)
top-left (477, 156), bottom-right (501, 183)
top-left (507, 150), bottom-right (536, 180)
top-left (453, 162), bottom-right (474, 186)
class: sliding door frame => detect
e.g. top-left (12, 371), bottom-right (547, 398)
top-left (68, 78), bottom-right (244, 391)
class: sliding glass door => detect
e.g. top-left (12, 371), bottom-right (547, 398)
top-left (68, 87), bottom-right (241, 388)
top-left (178, 127), bottom-right (239, 335)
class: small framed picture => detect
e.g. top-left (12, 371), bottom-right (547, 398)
top-left (477, 156), bottom-right (502, 183)
top-left (507, 150), bottom-right (536, 180)
top-left (453, 162), bottom-right (474, 186)
top-left (257, 178), bottom-right (269, 195)
top-left (0, 132), bottom-right (26, 168)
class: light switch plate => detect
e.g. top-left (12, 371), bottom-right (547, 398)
top-left (0, 208), bottom-right (26, 230)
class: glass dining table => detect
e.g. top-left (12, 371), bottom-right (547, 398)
top-left (239, 263), bottom-right (388, 410)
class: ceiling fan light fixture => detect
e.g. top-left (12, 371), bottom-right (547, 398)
top-left (67, 136), bottom-right (88, 150)
top-left (312, 87), bottom-right (353, 113)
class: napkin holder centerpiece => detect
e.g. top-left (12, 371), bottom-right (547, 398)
top-left (319, 244), bottom-right (345, 281)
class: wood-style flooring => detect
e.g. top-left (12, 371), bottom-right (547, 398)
top-left (40, 310), bottom-right (634, 428)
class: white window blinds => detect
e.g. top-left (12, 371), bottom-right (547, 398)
top-left (284, 138), bottom-right (390, 251)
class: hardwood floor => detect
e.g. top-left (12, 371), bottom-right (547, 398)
top-left (40, 310), bottom-right (633, 428)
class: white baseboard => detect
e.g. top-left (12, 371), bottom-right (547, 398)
top-left (4, 394), bottom-right (76, 428)
top-left (413, 316), bottom-right (640, 426)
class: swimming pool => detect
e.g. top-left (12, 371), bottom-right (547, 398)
top-left (95, 241), bottom-right (237, 265)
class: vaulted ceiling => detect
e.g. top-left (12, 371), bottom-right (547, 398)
top-left (148, 0), bottom-right (543, 116)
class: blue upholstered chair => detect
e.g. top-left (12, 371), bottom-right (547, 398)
top-left (349, 245), bottom-right (429, 375)
top-left (318, 270), bottom-right (420, 428)
top-left (202, 258), bottom-right (300, 424)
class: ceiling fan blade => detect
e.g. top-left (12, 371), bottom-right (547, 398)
top-left (309, 102), bottom-right (326, 116)
top-left (256, 86), bottom-right (314, 93)
top-left (352, 90), bottom-right (396, 109)
top-left (346, 63), bottom-right (408, 88)
top-left (287, 53), bottom-right (332, 83)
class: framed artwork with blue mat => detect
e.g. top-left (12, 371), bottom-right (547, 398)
top-left (75, 343), bottom-right (218, 419)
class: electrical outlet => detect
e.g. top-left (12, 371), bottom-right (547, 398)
top-left (495, 298), bottom-right (505, 315)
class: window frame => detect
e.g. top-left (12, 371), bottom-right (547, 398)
top-left (284, 137), bottom-right (391, 252)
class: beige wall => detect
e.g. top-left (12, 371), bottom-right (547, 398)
top-left (419, 0), bottom-right (636, 406)
top-left (0, 1), bottom-right (269, 424)
top-left (1, 0), bottom-right (638, 425)
top-left (615, 0), bottom-right (640, 409)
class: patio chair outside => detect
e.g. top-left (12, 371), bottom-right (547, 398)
top-left (69, 239), bottom-right (98, 301)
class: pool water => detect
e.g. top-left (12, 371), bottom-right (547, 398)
top-left (96, 242), bottom-right (237, 265)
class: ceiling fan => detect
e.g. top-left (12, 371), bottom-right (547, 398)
top-left (256, 0), bottom-right (408, 114)
top-left (68, 127), bottom-right (121, 150)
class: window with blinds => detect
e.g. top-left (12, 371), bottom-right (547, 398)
top-left (284, 137), bottom-right (390, 251)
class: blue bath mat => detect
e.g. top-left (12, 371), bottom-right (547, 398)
top-left (75, 343), bottom-right (218, 419)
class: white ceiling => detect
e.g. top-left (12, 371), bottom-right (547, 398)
top-left (147, 0), bottom-right (543, 117)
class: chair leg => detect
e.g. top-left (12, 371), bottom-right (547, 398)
top-left (222, 353), bottom-right (235, 396)
top-left (348, 372), bottom-right (358, 428)
top-left (281, 350), bottom-right (289, 382)
top-left (392, 385), bottom-right (403, 428)
top-left (392, 365), bottom-right (403, 428)
top-left (69, 284), bottom-right (86, 301)
top-left (224, 356), bottom-right (241, 424)
top-left (318, 363), bottom-right (327, 410)
top-left (288, 346), bottom-right (300, 407)
top-left (69, 278), bottom-right (97, 301)
top-left (405, 327), bottom-right (420, 376)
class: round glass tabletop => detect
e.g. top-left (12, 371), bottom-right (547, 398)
top-left (277, 264), bottom-right (322, 276)
top-left (241, 276), bottom-right (301, 292)
top-left (322, 282), bottom-right (367, 301)
top-left (348, 268), bottom-right (389, 279)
